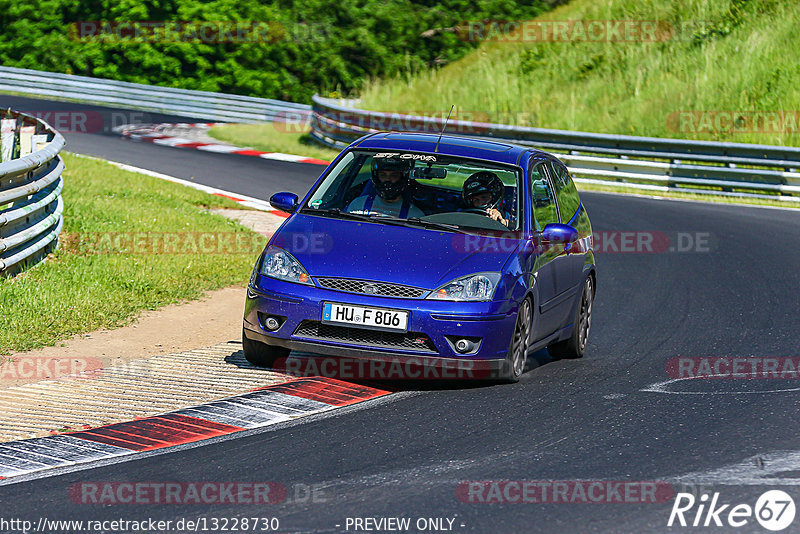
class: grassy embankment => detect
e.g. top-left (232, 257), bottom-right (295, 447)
top-left (361, 0), bottom-right (800, 146)
top-left (216, 0), bottom-right (799, 208)
top-left (0, 153), bottom-right (266, 353)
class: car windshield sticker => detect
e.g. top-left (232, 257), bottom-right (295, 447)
top-left (373, 153), bottom-right (437, 162)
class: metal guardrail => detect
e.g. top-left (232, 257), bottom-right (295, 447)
top-left (2, 67), bottom-right (797, 201)
top-left (0, 66), bottom-right (311, 123)
top-left (0, 111), bottom-right (65, 276)
top-left (310, 96), bottom-right (800, 202)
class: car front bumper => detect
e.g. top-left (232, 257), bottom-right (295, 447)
top-left (243, 275), bottom-right (519, 372)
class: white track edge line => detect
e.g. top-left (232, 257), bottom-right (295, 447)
top-left (69, 153), bottom-right (273, 212)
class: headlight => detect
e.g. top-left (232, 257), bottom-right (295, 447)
top-left (260, 246), bottom-right (312, 285)
top-left (426, 272), bottom-right (501, 301)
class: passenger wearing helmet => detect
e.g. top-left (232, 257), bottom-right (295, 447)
top-left (346, 157), bottom-right (425, 218)
top-left (462, 171), bottom-right (511, 227)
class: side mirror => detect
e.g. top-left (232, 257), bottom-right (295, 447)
top-left (269, 192), bottom-right (299, 213)
top-left (542, 223), bottom-right (579, 244)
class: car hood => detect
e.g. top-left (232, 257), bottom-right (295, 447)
top-left (271, 213), bottom-right (520, 289)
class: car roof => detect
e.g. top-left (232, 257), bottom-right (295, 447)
top-left (352, 132), bottom-right (548, 165)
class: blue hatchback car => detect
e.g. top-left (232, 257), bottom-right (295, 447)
top-left (243, 132), bottom-right (595, 382)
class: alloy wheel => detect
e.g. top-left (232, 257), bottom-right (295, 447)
top-left (511, 299), bottom-right (532, 378)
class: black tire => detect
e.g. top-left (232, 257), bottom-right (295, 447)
top-left (499, 297), bottom-right (533, 383)
top-left (242, 328), bottom-right (290, 367)
top-left (548, 276), bottom-right (594, 360)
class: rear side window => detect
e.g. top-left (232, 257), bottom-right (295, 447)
top-left (550, 161), bottom-right (581, 224)
top-left (529, 163), bottom-right (558, 231)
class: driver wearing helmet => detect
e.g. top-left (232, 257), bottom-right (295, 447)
top-left (462, 171), bottom-right (511, 227)
top-left (346, 157), bottom-right (425, 218)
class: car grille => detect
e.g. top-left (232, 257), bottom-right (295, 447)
top-left (315, 278), bottom-right (426, 299)
top-left (293, 321), bottom-right (437, 353)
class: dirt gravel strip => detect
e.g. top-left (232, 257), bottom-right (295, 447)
top-left (0, 341), bottom-right (290, 442)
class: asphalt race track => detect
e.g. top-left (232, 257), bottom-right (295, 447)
top-left (1, 94), bottom-right (322, 197)
top-left (2, 94), bottom-right (800, 532)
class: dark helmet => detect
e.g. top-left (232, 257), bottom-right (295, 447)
top-left (371, 157), bottom-right (413, 200)
top-left (462, 171), bottom-right (504, 209)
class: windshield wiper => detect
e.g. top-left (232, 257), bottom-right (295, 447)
top-left (304, 209), bottom-right (425, 229)
top-left (364, 215), bottom-right (469, 234)
top-left (302, 209), bottom-right (469, 233)
top-left (301, 208), bottom-right (377, 222)
top-left (405, 217), bottom-right (469, 234)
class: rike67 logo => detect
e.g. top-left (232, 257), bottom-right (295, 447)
top-left (668, 490), bottom-right (796, 531)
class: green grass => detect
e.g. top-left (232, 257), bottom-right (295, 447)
top-left (359, 0), bottom-right (800, 147)
top-left (208, 124), bottom-right (340, 162)
top-left (0, 153), bottom-right (267, 354)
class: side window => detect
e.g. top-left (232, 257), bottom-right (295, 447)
top-left (529, 163), bottom-right (558, 231)
top-left (551, 162), bottom-right (581, 224)
top-left (306, 151), bottom-right (357, 208)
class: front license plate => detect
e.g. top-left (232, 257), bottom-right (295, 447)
top-left (322, 302), bottom-right (409, 332)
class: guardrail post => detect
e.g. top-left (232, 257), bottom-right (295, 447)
top-left (0, 117), bottom-right (14, 162)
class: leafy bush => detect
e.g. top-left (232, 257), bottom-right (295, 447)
top-left (0, 0), bottom-right (562, 102)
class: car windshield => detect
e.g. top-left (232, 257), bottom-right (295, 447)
top-left (302, 150), bottom-right (522, 233)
